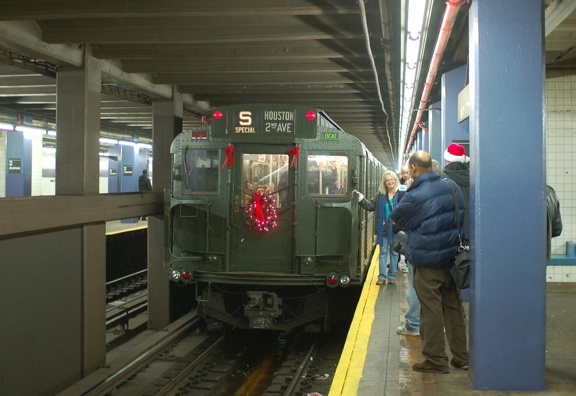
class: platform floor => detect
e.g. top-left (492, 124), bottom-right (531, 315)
top-left (105, 219), bottom-right (148, 235)
top-left (330, 253), bottom-right (576, 396)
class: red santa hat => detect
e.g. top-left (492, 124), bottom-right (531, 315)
top-left (444, 143), bottom-right (469, 163)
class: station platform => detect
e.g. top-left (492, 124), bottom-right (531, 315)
top-left (329, 249), bottom-right (576, 396)
top-left (106, 219), bottom-right (148, 235)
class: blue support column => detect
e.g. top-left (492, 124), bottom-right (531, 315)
top-left (415, 132), bottom-right (422, 151)
top-left (421, 125), bottom-right (430, 152)
top-left (428, 101), bottom-right (442, 162)
top-left (120, 145), bottom-right (137, 193)
top-left (107, 146), bottom-right (120, 193)
top-left (469, 0), bottom-right (545, 390)
top-left (120, 144), bottom-right (138, 223)
top-left (441, 64), bottom-right (470, 167)
top-left (5, 131), bottom-right (25, 197)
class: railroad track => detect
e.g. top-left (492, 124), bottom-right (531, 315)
top-left (105, 270), bottom-right (150, 349)
top-left (106, 269), bottom-right (147, 303)
top-left (58, 312), bottom-right (212, 396)
top-left (60, 314), bottom-right (349, 395)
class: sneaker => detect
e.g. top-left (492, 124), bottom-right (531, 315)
top-left (397, 324), bottom-right (419, 336)
top-left (412, 361), bottom-right (449, 374)
top-left (450, 360), bottom-right (469, 370)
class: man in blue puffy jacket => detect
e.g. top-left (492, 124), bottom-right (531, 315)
top-left (390, 151), bottom-right (469, 374)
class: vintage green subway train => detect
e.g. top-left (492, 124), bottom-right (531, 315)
top-left (165, 103), bottom-right (385, 332)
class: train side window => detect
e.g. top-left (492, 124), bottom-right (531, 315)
top-left (184, 148), bottom-right (220, 193)
top-left (241, 153), bottom-right (289, 207)
top-left (307, 154), bottom-right (348, 195)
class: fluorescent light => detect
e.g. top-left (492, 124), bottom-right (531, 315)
top-left (407, 0), bottom-right (426, 34)
top-left (406, 37), bottom-right (421, 65)
top-left (99, 137), bottom-right (118, 145)
top-left (398, 0), bottom-right (430, 170)
top-left (15, 125), bottom-right (46, 134)
top-left (46, 130), bottom-right (57, 136)
top-left (118, 140), bottom-right (136, 146)
top-left (136, 143), bottom-right (152, 150)
top-left (0, 122), bottom-right (14, 131)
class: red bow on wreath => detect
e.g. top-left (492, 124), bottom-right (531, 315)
top-left (222, 144), bottom-right (234, 168)
top-left (253, 192), bottom-right (265, 223)
top-left (288, 145), bottom-right (300, 168)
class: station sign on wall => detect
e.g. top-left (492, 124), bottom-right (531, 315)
top-left (123, 165), bottom-right (133, 176)
top-left (8, 158), bottom-right (22, 173)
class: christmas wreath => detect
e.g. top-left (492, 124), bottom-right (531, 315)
top-left (245, 191), bottom-right (278, 233)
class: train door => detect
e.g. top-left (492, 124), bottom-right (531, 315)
top-left (230, 146), bottom-right (295, 272)
top-left (296, 151), bottom-right (352, 266)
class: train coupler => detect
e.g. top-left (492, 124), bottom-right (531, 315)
top-left (244, 291), bottom-right (283, 329)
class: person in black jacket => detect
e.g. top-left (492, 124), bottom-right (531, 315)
top-left (139, 169), bottom-right (152, 192)
top-left (391, 151), bottom-right (469, 374)
top-left (546, 185), bottom-right (563, 260)
top-left (443, 143), bottom-right (470, 240)
top-left (138, 169), bottom-right (152, 220)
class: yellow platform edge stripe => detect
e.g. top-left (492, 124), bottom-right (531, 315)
top-left (106, 225), bottom-right (148, 236)
top-left (329, 245), bottom-right (380, 396)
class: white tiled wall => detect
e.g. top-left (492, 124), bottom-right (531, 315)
top-left (30, 134), bottom-right (43, 196)
top-left (545, 70), bottom-right (576, 282)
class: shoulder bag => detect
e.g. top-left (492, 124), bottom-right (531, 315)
top-left (392, 230), bottom-right (407, 255)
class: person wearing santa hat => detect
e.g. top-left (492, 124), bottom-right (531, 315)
top-left (443, 143), bottom-right (470, 241)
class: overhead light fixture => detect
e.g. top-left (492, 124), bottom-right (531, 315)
top-left (0, 122), bottom-right (14, 131)
top-left (398, 0), bottom-right (430, 170)
top-left (118, 140), bottom-right (136, 146)
top-left (99, 137), bottom-right (119, 145)
top-left (136, 143), bottom-right (152, 150)
top-left (15, 125), bottom-right (47, 135)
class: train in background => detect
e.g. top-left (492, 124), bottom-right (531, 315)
top-left (165, 103), bottom-right (385, 332)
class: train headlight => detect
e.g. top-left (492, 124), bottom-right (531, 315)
top-left (339, 274), bottom-right (351, 287)
top-left (326, 273), bottom-right (339, 288)
top-left (169, 269), bottom-right (181, 281)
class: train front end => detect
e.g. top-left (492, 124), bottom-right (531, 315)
top-left (165, 104), bottom-right (368, 331)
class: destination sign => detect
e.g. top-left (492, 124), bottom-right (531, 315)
top-left (321, 132), bottom-right (338, 140)
top-left (233, 110), bottom-right (295, 134)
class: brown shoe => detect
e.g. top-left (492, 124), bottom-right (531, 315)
top-left (376, 279), bottom-right (386, 285)
top-left (412, 361), bottom-right (449, 374)
top-left (388, 279), bottom-right (395, 284)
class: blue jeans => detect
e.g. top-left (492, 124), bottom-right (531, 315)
top-left (405, 263), bottom-right (420, 331)
top-left (378, 242), bottom-right (399, 280)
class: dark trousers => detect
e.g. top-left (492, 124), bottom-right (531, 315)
top-left (413, 265), bottom-right (469, 368)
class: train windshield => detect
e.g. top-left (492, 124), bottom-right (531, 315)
top-left (307, 154), bottom-right (348, 195)
top-left (242, 153), bottom-right (289, 208)
top-left (184, 148), bottom-right (220, 193)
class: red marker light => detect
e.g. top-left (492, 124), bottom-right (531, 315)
top-left (213, 110), bottom-right (223, 120)
top-left (182, 271), bottom-right (192, 280)
top-left (305, 110), bottom-right (316, 121)
top-left (326, 274), bottom-right (339, 287)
